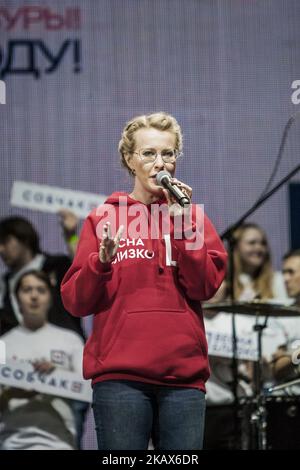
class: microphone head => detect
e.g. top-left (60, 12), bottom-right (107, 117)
top-left (156, 170), bottom-right (171, 186)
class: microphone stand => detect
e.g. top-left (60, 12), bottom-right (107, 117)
top-left (220, 114), bottom-right (300, 449)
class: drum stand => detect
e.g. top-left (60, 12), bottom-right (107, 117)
top-left (268, 377), bottom-right (300, 394)
top-left (249, 315), bottom-right (269, 450)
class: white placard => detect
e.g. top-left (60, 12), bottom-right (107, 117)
top-left (0, 340), bottom-right (6, 365)
top-left (11, 181), bottom-right (107, 218)
top-left (0, 79), bottom-right (5, 104)
top-left (204, 312), bottom-right (289, 362)
top-left (0, 360), bottom-right (92, 403)
top-left (205, 313), bottom-right (259, 361)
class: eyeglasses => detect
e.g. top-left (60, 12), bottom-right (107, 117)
top-left (132, 148), bottom-right (182, 163)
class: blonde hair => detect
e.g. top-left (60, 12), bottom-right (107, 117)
top-left (118, 112), bottom-right (183, 175)
top-left (229, 223), bottom-right (274, 300)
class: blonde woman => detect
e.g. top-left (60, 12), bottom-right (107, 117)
top-left (230, 223), bottom-right (286, 301)
top-left (61, 112), bottom-right (227, 450)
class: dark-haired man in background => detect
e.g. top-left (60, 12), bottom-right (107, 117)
top-left (272, 249), bottom-right (300, 383)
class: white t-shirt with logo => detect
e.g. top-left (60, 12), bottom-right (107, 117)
top-left (2, 323), bottom-right (83, 373)
top-left (0, 323), bottom-right (84, 449)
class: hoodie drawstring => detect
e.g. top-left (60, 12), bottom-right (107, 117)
top-left (144, 204), bottom-right (165, 274)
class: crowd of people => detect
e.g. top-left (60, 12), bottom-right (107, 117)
top-left (0, 211), bottom-right (300, 449)
top-left (0, 212), bottom-right (88, 449)
top-left (0, 210), bottom-right (299, 450)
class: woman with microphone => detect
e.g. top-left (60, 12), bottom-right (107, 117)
top-left (61, 111), bottom-right (227, 450)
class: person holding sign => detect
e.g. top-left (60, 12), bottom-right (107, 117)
top-left (0, 270), bottom-right (84, 450)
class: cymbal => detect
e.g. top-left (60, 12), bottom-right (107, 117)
top-left (202, 300), bottom-right (300, 317)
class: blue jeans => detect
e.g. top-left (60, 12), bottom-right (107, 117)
top-left (92, 380), bottom-right (206, 450)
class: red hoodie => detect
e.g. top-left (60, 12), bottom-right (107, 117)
top-left (61, 192), bottom-right (227, 392)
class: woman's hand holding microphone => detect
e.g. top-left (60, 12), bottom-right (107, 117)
top-left (161, 176), bottom-right (193, 217)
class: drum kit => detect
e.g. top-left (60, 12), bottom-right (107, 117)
top-left (203, 301), bottom-right (300, 450)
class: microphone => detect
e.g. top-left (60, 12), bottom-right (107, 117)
top-left (156, 171), bottom-right (190, 207)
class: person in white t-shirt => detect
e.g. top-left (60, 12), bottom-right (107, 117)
top-left (0, 270), bottom-right (84, 450)
top-left (271, 249), bottom-right (300, 385)
top-left (203, 223), bottom-right (289, 450)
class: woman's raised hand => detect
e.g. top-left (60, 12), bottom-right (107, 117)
top-left (99, 222), bottom-right (124, 263)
